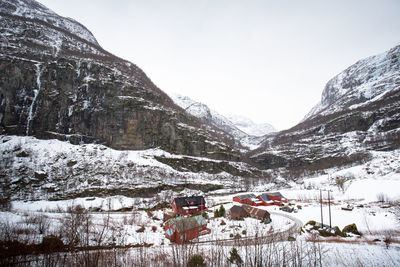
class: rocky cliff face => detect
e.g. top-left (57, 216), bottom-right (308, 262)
top-left (0, 0), bottom-right (241, 161)
top-left (250, 45), bottom-right (400, 177)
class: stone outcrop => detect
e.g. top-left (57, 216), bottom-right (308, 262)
top-left (0, 0), bottom-right (239, 161)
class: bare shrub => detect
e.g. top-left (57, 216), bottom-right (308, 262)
top-left (23, 213), bottom-right (51, 235)
top-left (377, 192), bottom-right (388, 203)
top-left (335, 177), bottom-right (346, 192)
top-left (136, 226), bottom-right (145, 233)
top-left (60, 205), bottom-right (92, 247)
top-left (382, 230), bottom-right (395, 249)
top-left (0, 196), bottom-right (12, 211)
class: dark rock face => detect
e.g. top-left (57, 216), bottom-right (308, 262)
top-left (0, 0), bottom-right (239, 160)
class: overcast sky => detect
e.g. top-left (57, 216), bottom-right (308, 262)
top-left (37, 0), bottom-right (400, 130)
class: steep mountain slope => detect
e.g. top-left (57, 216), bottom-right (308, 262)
top-left (305, 45), bottom-right (400, 119)
top-left (170, 94), bottom-right (273, 149)
top-left (0, 135), bottom-right (263, 200)
top-left (0, 0), bottom-right (275, 201)
top-left (250, 45), bottom-right (400, 177)
top-left (0, 0), bottom-right (241, 160)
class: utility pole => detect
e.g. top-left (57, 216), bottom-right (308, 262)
top-left (328, 190), bottom-right (332, 228)
top-left (320, 189), bottom-right (323, 228)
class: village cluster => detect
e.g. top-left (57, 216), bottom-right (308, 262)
top-left (164, 192), bottom-right (288, 243)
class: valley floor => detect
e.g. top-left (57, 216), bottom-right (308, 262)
top-left (1, 186), bottom-right (399, 266)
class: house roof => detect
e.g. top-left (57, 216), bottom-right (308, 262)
top-left (230, 205), bottom-right (246, 214)
top-left (242, 205), bottom-right (270, 219)
top-left (173, 196), bottom-right (206, 207)
top-left (230, 205), bottom-right (249, 219)
top-left (235, 194), bottom-right (257, 200)
top-left (168, 215), bottom-right (207, 232)
top-left (259, 193), bottom-right (272, 201)
top-left (267, 192), bottom-right (284, 197)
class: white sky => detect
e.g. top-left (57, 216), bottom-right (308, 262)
top-left (37, 0), bottom-right (400, 130)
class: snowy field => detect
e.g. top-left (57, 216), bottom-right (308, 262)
top-left (1, 137), bottom-right (400, 265)
top-left (2, 181), bottom-right (399, 266)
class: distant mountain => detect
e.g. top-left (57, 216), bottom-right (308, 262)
top-left (170, 94), bottom-right (275, 149)
top-left (226, 115), bottom-right (276, 137)
top-left (250, 44), bottom-right (400, 177)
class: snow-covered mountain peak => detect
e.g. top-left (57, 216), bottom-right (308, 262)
top-left (305, 44), bottom-right (400, 120)
top-left (169, 93), bottom-right (212, 121)
top-left (0, 0), bottom-right (99, 45)
top-left (169, 93), bottom-right (276, 149)
top-left (226, 115), bottom-right (276, 137)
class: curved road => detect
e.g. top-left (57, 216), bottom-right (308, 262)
top-left (196, 211), bottom-right (303, 246)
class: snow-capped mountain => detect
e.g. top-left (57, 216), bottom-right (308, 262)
top-left (0, 0), bottom-right (268, 200)
top-left (1, 0), bottom-right (400, 201)
top-left (250, 45), bottom-right (400, 177)
top-left (1, 0), bottom-right (99, 45)
top-left (305, 45), bottom-right (400, 120)
top-left (170, 93), bottom-right (274, 149)
top-left (226, 115), bottom-right (276, 137)
top-left (0, 0), bottom-right (244, 161)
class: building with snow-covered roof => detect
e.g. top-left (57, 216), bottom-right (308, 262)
top-left (257, 193), bottom-right (275, 206)
top-left (172, 196), bottom-right (207, 216)
top-left (233, 194), bottom-right (264, 206)
top-left (255, 192), bottom-right (288, 206)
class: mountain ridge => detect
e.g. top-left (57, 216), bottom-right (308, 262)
top-left (1, 0), bottom-right (399, 200)
top-left (169, 93), bottom-right (275, 149)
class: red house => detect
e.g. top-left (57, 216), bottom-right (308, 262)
top-left (164, 215), bottom-right (210, 243)
top-left (257, 193), bottom-right (275, 206)
top-left (172, 196), bottom-right (207, 216)
top-left (261, 192), bottom-right (288, 206)
top-left (233, 194), bottom-right (264, 206)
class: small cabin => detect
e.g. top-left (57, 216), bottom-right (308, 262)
top-left (233, 194), bottom-right (264, 206)
top-left (172, 196), bottom-right (207, 216)
top-left (164, 215), bottom-right (210, 243)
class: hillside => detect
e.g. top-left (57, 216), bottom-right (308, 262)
top-left (0, 135), bottom-right (267, 200)
top-left (0, 0), bottom-right (241, 160)
top-left (250, 44), bottom-right (400, 177)
top-left (0, 0), bottom-right (399, 201)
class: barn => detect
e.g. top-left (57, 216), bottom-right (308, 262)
top-left (172, 196), bottom-right (207, 216)
top-left (265, 192), bottom-right (288, 205)
top-left (242, 205), bottom-right (271, 223)
top-left (257, 193), bottom-right (275, 206)
top-left (233, 194), bottom-right (264, 206)
top-left (164, 215), bottom-right (210, 243)
top-left (229, 205), bottom-right (248, 220)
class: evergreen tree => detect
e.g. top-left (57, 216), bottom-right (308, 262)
top-left (227, 247), bottom-right (243, 265)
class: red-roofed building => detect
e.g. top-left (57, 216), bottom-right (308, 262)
top-left (258, 192), bottom-right (288, 206)
top-left (233, 194), bottom-right (264, 206)
top-left (164, 215), bottom-right (210, 243)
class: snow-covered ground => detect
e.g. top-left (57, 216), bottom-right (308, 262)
top-left (1, 181), bottom-right (399, 266)
top-left (1, 136), bottom-right (399, 265)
